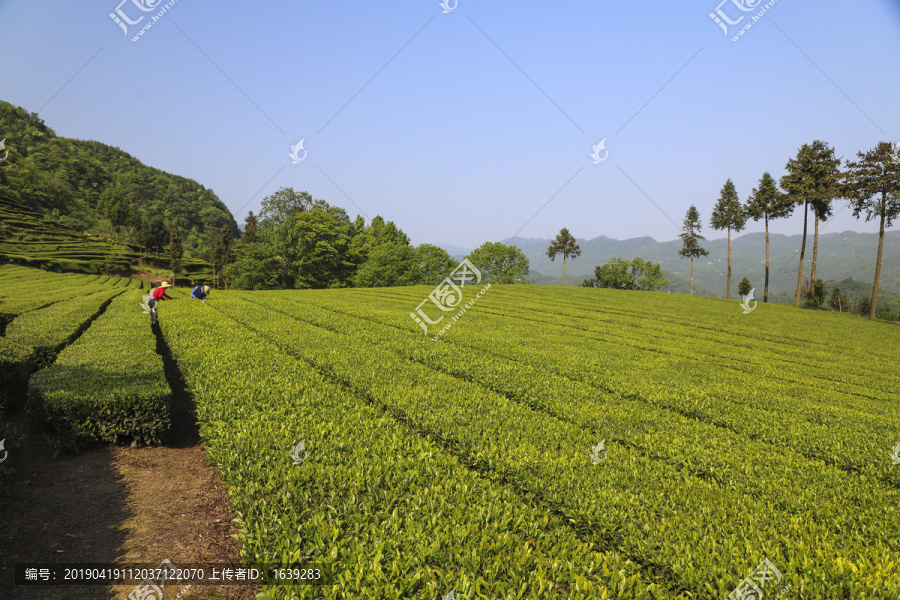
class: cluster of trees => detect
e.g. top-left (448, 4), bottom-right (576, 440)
top-left (468, 242), bottom-right (531, 284)
top-left (0, 100), bottom-right (239, 261)
top-left (677, 139), bottom-right (900, 320)
top-left (765, 277), bottom-right (900, 319)
top-left (217, 188), bottom-right (532, 290)
top-left (583, 258), bottom-right (669, 291)
top-left (544, 227), bottom-right (669, 291)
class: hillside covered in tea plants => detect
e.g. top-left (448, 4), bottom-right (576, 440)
top-left (0, 197), bottom-right (215, 284)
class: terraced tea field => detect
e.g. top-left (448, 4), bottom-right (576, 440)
top-left (0, 197), bottom-right (215, 283)
top-left (2, 264), bottom-right (899, 599)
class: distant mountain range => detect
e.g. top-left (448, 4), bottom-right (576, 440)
top-left (437, 243), bottom-right (471, 258)
top-left (441, 231), bottom-right (900, 296)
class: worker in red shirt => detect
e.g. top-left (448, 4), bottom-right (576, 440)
top-left (145, 281), bottom-right (173, 325)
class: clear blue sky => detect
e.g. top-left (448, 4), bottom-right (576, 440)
top-left (2, 0), bottom-right (898, 250)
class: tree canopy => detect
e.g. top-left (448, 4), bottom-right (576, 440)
top-left (415, 244), bottom-right (457, 286)
top-left (469, 242), bottom-right (530, 284)
top-left (546, 228), bottom-right (582, 286)
top-left (584, 257), bottom-right (669, 291)
top-left (843, 141), bottom-right (900, 319)
top-left (745, 172), bottom-right (792, 224)
top-left (678, 205), bottom-right (709, 295)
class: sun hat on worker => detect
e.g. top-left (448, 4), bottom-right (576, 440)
top-left (159, 281), bottom-right (173, 288)
top-left (202, 285), bottom-right (211, 294)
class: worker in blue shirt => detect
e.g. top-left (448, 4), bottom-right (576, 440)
top-left (191, 284), bottom-right (211, 302)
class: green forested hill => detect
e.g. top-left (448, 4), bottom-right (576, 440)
top-left (0, 100), bottom-right (238, 258)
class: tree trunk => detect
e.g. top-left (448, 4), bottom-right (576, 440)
top-left (562, 258), bottom-right (566, 286)
top-left (727, 227), bottom-right (732, 299)
top-left (871, 196), bottom-right (887, 320)
top-left (690, 257), bottom-right (694, 295)
top-left (795, 199), bottom-right (809, 306)
top-left (811, 212), bottom-right (819, 289)
top-left (764, 214), bottom-right (770, 302)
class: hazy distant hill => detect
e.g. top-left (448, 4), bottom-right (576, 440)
top-left (437, 243), bottom-right (471, 259)
top-left (501, 231), bottom-right (900, 296)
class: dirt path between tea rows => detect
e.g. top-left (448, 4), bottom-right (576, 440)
top-left (0, 301), bottom-right (259, 600)
top-left (0, 408), bottom-right (256, 600)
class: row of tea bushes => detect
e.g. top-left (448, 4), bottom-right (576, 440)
top-left (1, 289), bottom-right (122, 407)
top-left (0, 266), bottom-right (130, 331)
top-left (0, 270), bottom-right (93, 328)
top-left (5, 289), bottom-right (122, 367)
top-left (0, 337), bottom-right (33, 408)
top-left (27, 290), bottom-right (172, 449)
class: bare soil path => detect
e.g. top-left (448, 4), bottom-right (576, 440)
top-left (0, 410), bottom-right (256, 600)
top-left (0, 322), bottom-right (257, 600)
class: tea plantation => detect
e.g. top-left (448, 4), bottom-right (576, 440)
top-left (0, 196), bottom-right (215, 284)
top-left (1, 264), bottom-right (899, 599)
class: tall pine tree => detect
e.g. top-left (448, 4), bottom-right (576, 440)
top-left (546, 228), bottom-right (582, 286)
top-left (745, 172), bottom-right (792, 302)
top-left (781, 141), bottom-right (841, 305)
top-left (843, 141), bottom-right (900, 320)
top-left (169, 222), bottom-right (184, 281)
top-left (678, 205), bottom-right (709, 296)
top-left (242, 211), bottom-right (259, 243)
top-left (710, 179), bottom-right (747, 300)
